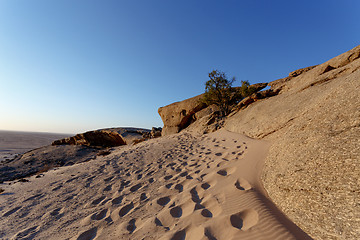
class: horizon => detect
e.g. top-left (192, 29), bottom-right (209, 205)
top-left (1, 1), bottom-right (359, 134)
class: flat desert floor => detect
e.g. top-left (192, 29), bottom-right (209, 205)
top-left (0, 129), bottom-right (311, 240)
top-left (0, 130), bottom-right (71, 162)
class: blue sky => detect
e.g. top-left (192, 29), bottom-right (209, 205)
top-left (0, 0), bottom-right (359, 134)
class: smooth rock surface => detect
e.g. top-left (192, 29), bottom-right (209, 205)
top-left (225, 44), bottom-right (360, 240)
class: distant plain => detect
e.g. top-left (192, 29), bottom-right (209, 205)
top-left (0, 130), bottom-right (71, 162)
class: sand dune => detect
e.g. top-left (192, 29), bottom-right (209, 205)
top-left (0, 129), bottom-right (311, 239)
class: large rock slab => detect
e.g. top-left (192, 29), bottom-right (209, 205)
top-left (224, 45), bottom-right (360, 239)
top-left (52, 128), bottom-right (150, 147)
top-left (158, 94), bottom-right (206, 136)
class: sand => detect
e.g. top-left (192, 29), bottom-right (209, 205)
top-left (0, 129), bottom-right (311, 239)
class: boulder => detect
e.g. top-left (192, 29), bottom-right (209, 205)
top-left (150, 127), bottom-right (162, 138)
top-left (224, 45), bottom-right (360, 239)
top-left (158, 94), bottom-right (206, 136)
top-left (53, 130), bottom-right (126, 147)
top-left (52, 128), bottom-right (151, 147)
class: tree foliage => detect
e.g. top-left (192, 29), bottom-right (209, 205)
top-left (202, 70), bottom-right (255, 117)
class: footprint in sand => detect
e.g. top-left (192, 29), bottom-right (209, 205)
top-left (230, 209), bottom-right (259, 231)
top-left (165, 183), bottom-right (173, 189)
top-left (201, 209), bottom-right (213, 218)
top-left (52, 185), bottom-right (62, 191)
top-left (174, 184), bottom-right (183, 193)
top-left (140, 193), bottom-right (147, 201)
top-left (155, 217), bottom-right (163, 226)
top-left (77, 227), bottom-right (97, 240)
top-left (13, 226), bottom-right (39, 240)
top-left (157, 196), bottom-right (171, 206)
top-left (119, 202), bottom-right (134, 217)
top-left (204, 228), bottom-right (217, 240)
top-left (201, 182), bottom-right (211, 190)
top-left (127, 219), bottom-right (136, 233)
top-left (235, 178), bottom-right (252, 191)
top-left (190, 187), bottom-right (201, 203)
top-left (164, 175), bottom-right (173, 181)
top-left (194, 202), bottom-right (205, 210)
top-left (112, 196), bottom-right (123, 205)
top-left (179, 171), bottom-right (188, 177)
top-left (104, 176), bottom-right (114, 183)
top-left (172, 229), bottom-right (186, 240)
top-left (24, 193), bottom-right (43, 202)
top-left (91, 208), bottom-right (108, 220)
top-left (166, 162), bottom-right (176, 167)
top-left (50, 207), bottom-right (63, 217)
top-left (129, 183), bottom-right (142, 192)
top-left (3, 206), bottom-right (21, 217)
top-left (103, 185), bottom-right (112, 191)
top-left (217, 169), bottom-right (227, 176)
top-left (170, 206), bottom-right (182, 218)
top-left (91, 196), bottom-right (106, 205)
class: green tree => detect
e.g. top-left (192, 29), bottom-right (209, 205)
top-left (238, 80), bottom-right (256, 98)
top-left (202, 70), bottom-right (256, 117)
top-left (202, 70), bottom-right (239, 117)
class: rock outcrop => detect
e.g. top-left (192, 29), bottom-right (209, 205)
top-left (224, 45), bottom-right (360, 240)
top-left (158, 83), bottom-right (268, 136)
top-left (158, 94), bottom-right (207, 136)
top-left (157, 45), bottom-right (360, 239)
top-left (52, 128), bottom-right (151, 147)
top-left (0, 145), bottom-right (98, 182)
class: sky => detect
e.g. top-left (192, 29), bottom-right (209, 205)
top-left (0, 0), bottom-right (359, 134)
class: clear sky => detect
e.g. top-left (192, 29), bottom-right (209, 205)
top-left (0, 0), bottom-right (359, 134)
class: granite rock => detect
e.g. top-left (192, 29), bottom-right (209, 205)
top-left (224, 45), bottom-right (360, 240)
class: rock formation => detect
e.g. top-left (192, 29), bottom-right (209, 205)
top-left (224, 45), bottom-right (360, 240)
top-left (0, 145), bottom-right (98, 182)
top-left (158, 45), bottom-right (360, 239)
top-left (158, 83), bottom-right (268, 136)
top-left (158, 94), bottom-right (207, 136)
top-left (52, 128), bottom-right (151, 147)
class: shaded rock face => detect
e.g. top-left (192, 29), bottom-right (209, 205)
top-left (150, 127), bottom-right (162, 138)
top-left (53, 130), bottom-right (126, 147)
top-left (225, 45), bottom-right (360, 240)
top-left (53, 128), bottom-right (151, 147)
top-left (158, 94), bottom-right (207, 136)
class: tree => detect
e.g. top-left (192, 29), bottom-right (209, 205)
top-left (238, 80), bottom-right (256, 98)
top-left (202, 70), bottom-right (239, 117)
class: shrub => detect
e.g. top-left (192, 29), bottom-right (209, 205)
top-left (202, 70), bottom-right (239, 117)
top-left (238, 80), bottom-right (257, 98)
top-left (202, 70), bottom-right (255, 116)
